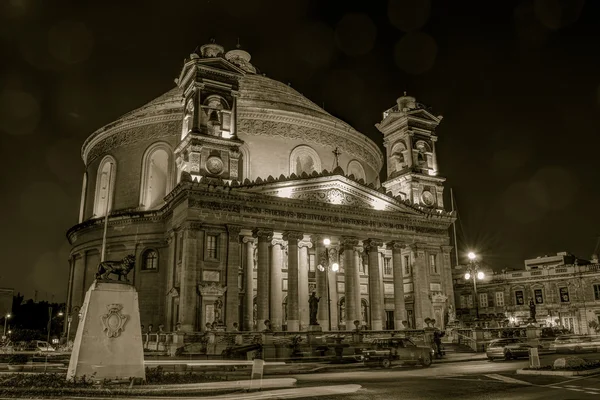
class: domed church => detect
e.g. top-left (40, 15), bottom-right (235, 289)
top-left (65, 41), bottom-right (456, 336)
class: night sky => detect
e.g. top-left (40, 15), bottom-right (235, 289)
top-left (1, 0), bottom-right (599, 301)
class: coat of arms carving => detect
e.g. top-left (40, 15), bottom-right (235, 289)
top-left (100, 304), bottom-right (129, 338)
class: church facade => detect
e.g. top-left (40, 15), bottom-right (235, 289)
top-left (65, 42), bottom-right (456, 335)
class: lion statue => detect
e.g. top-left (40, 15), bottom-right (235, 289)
top-left (96, 254), bottom-right (136, 282)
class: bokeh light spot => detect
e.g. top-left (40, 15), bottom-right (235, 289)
top-left (388, 0), bottom-right (431, 32)
top-left (394, 31), bottom-right (437, 74)
top-left (0, 90), bottom-right (40, 135)
top-left (534, 0), bottom-right (585, 30)
top-left (529, 166), bottom-right (578, 210)
top-left (335, 13), bottom-right (377, 56)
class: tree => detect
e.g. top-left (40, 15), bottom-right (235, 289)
top-left (589, 321), bottom-right (600, 334)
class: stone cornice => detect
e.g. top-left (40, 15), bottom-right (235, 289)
top-left (82, 110), bottom-right (182, 164)
top-left (168, 181), bottom-right (453, 232)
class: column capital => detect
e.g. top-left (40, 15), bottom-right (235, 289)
top-left (271, 238), bottom-right (286, 247)
top-left (252, 228), bottom-right (273, 241)
top-left (282, 231), bottom-right (304, 242)
top-left (242, 236), bottom-right (256, 244)
top-left (341, 237), bottom-right (359, 250)
top-left (298, 239), bottom-right (313, 249)
top-left (227, 225), bottom-right (242, 242)
top-left (441, 245), bottom-right (453, 254)
top-left (386, 241), bottom-right (406, 251)
top-left (363, 238), bottom-right (383, 251)
top-left (166, 230), bottom-right (175, 244)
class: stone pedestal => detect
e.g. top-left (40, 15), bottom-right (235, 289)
top-left (67, 281), bottom-right (145, 381)
top-left (307, 325), bottom-right (322, 345)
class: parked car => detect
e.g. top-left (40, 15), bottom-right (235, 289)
top-left (486, 338), bottom-right (534, 361)
top-left (361, 337), bottom-right (434, 368)
top-left (550, 335), bottom-right (599, 353)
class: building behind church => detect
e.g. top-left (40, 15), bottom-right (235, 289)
top-left (65, 42), bottom-right (456, 336)
top-left (453, 252), bottom-right (600, 334)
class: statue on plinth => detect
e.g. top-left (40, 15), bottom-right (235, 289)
top-left (96, 254), bottom-right (135, 282)
top-left (309, 292), bottom-right (320, 325)
top-left (529, 298), bottom-right (536, 322)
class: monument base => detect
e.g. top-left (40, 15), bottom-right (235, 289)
top-left (308, 325), bottom-right (323, 332)
top-left (67, 280), bottom-right (145, 381)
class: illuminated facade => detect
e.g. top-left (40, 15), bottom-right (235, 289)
top-left (65, 42), bottom-right (456, 335)
top-left (453, 252), bottom-right (600, 334)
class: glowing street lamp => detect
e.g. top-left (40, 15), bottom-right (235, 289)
top-left (317, 238), bottom-right (340, 330)
top-left (3, 313), bottom-right (11, 337)
top-left (464, 251), bottom-right (484, 319)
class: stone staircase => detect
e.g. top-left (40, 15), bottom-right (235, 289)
top-left (443, 342), bottom-right (476, 354)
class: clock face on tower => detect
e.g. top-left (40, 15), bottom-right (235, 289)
top-left (421, 190), bottom-right (435, 206)
top-left (206, 156), bottom-right (224, 175)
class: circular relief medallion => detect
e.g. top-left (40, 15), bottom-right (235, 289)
top-left (421, 190), bottom-right (435, 206)
top-left (206, 156), bottom-right (224, 175)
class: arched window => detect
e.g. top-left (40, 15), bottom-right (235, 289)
top-left (347, 160), bottom-right (366, 182)
top-left (390, 141), bottom-right (408, 172)
top-left (141, 249), bottom-right (158, 271)
top-left (415, 141), bottom-right (432, 168)
top-left (93, 156), bottom-right (116, 218)
top-left (140, 143), bottom-right (172, 210)
top-left (289, 145), bottom-right (322, 176)
top-left (181, 99), bottom-right (194, 140)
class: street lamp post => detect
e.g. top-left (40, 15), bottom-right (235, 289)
top-left (318, 238), bottom-right (339, 331)
top-left (464, 252), bottom-right (485, 320)
top-left (3, 313), bottom-right (11, 337)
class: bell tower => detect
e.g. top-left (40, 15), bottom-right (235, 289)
top-left (175, 40), bottom-right (256, 182)
top-left (376, 93), bottom-right (446, 209)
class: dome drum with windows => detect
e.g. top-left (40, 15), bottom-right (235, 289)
top-left (66, 41), bottom-right (457, 337)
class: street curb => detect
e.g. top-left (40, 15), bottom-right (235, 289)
top-left (516, 367), bottom-right (600, 377)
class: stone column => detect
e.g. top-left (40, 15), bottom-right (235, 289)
top-left (270, 235), bottom-right (285, 331)
top-left (242, 236), bottom-right (256, 331)
top-left (364, 239), bottom-right (384, 330)
top-left (64, 255), bottom-right (75, 336)
top-left (179, 223), bottom-right (200, 332)
top-left (283, 231), bottom-right (303, 331)
top-left (226, 225), bottom-right (241, 331)
top-left (253, 228), bottom-right (272, 331)
top-left (314, 235), bottom-right (328, 328)
top-left (342, 237), bottom-right (359, 330)
top-left (164, 231), bottom-right (175, 330)
top-left (298, 238), bottom-right (312, 330)
top-left (388, 241), bottom-right (406, 329)
top-left (441, 245), bottom-right (455, 309)
top-left (411, 244), bottom-right (429, 329)
top-left (354, 246), bottom-right (363, 326)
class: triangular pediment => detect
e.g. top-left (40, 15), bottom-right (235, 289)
top-left (242, 174), bottom-right (423, 215)
top-left (406, 108), bottom-right (441, 124)
top-left (196, 57), bottom-right (247, 75)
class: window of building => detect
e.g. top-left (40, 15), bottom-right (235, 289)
top-left (403, 255), bottom-right (410, 275)
top-left (515, 290), bottom-right (525, 305)
top-left (142, 249), bottom-right (158, 271)
top-left (534, 289), bottom-right (544, 304)
top-left (206, 234), bottom-right (218, 259)
top-left (93, 156), bottom-right (116, 217)
top-left (309, 254), bottom-right (315, 272)
top-left (384, 257), bottom-right (392, 276)
top-left (460, 295), bottom-right (467, 309)
top-left (140, 144), bottom-right (171, 210)
top-left (594, 284), bottom-right (600, 301)
top-left (559, 287), bottom-right (570, 302)
top-left (479, 293), bottom-right (488, 308)
top-left (495, 292), bottom-right (504, 307)
top-left (429, 254), bottom-right (437, 274)
top-left (467, 295), bottom-right (473, 308)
